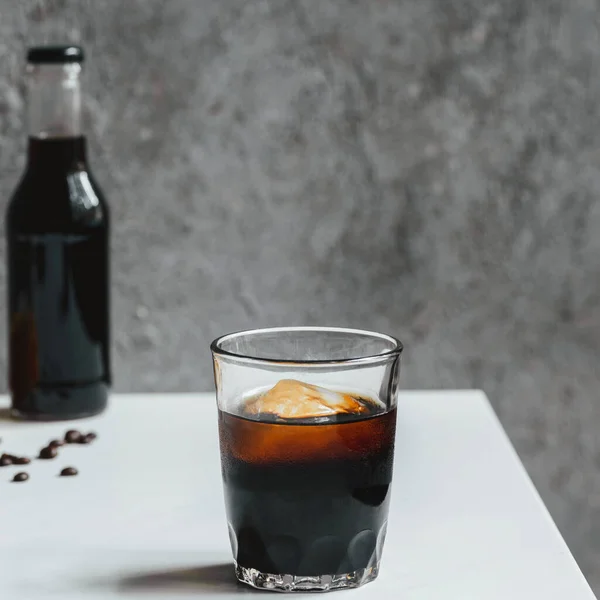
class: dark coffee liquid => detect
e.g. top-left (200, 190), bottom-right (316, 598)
top-left (219, 399), bottom-right (396, 576)
top-left (6, 137), bottom-right (110, 420)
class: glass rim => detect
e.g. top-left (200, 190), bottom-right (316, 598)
top-left (210, 326), bottom-right (403, 367)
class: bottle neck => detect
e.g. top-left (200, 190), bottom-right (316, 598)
top-left (25, 63), bottom-right (87, 170)
top-left (26, 63), bottom-right (83, 139)
top-left (27, 136), bottom-right (87, 172)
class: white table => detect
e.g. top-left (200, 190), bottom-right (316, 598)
top-left (0, 392), bottom-right (595, 599)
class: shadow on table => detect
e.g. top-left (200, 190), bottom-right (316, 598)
top-left (117, 562), bottom-right (260, 595)
top-left (0, 407), bottom-right (70, 426)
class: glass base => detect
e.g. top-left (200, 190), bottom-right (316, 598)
top-left (10, 406), bottom-right (105, 422)
top-left (234, 561), bottom-right (379, 592)
top-left (10, 381), bottom-right (109, 421)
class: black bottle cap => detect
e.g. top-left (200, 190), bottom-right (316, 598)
top-left (27, 45), bottom-right (84, 65)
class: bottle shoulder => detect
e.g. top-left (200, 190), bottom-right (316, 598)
top-left (6, 167), bottom-right (109, 234)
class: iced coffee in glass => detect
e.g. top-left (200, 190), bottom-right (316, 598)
top-left (211, 327), bottom-right (402, 592)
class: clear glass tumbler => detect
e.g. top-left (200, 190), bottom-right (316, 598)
top-left (211, 326), bottom-right (402, 592)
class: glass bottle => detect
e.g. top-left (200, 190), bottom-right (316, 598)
top-left (5, 45), bottom-right (110, 420)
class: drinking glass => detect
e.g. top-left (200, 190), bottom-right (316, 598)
top-left (211, 326), bottom-right (402, 592)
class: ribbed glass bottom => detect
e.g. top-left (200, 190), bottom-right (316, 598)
top-left (234, 561), bottom-right (379, 592)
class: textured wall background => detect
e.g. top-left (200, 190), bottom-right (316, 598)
top-left (0, 0), bottom-right (598, 591)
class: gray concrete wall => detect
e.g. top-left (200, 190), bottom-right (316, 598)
top-left (0, 0), bottom-right (598, 591)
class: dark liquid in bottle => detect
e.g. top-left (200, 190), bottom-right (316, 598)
top-left (6, 137), bottom-right (110, 420)
top-left (218, 398), bottom-right (396, 576)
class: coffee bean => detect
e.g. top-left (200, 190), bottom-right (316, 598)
top-left (13, 456), bottom-right (31, 465)
top-left (0, 455), bottom-right (12, 467)
top-left (12, 472), bottom-right (29, 482)
top-left (49, 439), bottom-right (65, 449)
top-left (78, 433), bottom-right (97, 445)
top-left (39, 446), bottom-right (57, 459)
top-left (64, 430), bottom-right (82, 444)
top-left (85, 432), bottom-right (97, 442)
top-left (60, 467), bottom-right (78, 477)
